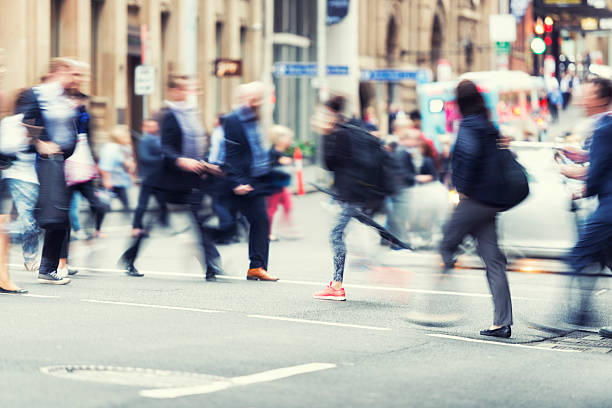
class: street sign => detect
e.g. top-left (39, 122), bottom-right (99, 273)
top-left (489, 14), bottom-right (517, 42)
top-left (326, 65), bottom-right (349, 76)
top-left (360, 69), bottom-right (430, 83)
top-left (274, 63), bottom-right (317, 77)
top-left (134, 65), bottom-right (155, 96)
top-left (496, 42), bottom-right (511, 55)
top-left (601, 18), bottom-right (612, 30)
top-left (214, 59), bottom-right (242, 77)
top-left (274, 63), bottom-right (350, 77)
top-left (327, 0), bottom-right (350, 25)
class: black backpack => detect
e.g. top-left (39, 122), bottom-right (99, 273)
top-left (340, 122), bottom-right (399, 206)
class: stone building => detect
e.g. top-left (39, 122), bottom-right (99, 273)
top-left (0, 0), bottom-right (263, 147)
top-left (358, 0), bottom-right (499, 133)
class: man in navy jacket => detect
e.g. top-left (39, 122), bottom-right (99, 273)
top-left (222, 82), bottom-right (278, 281)
top-left (566, 78), bottom-right (612, 326)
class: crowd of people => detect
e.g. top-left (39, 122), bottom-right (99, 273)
top-left (0, 54), bottom-right (610, 340)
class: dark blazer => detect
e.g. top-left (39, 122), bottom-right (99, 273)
top-left (451, 114), bottom-right (499, 205)
top-left (586, 115), bottom-right (612, 201)
top-left (222, 111), bottom-right (253, 189)
top-left (150, 109), bottom-right (202, 192)
top-left (16, 88), bottom-right (76, 158)
top-left (221, 111), bottom-right (289, 197)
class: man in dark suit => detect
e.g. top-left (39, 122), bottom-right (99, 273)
top-left (222, 82), bottom-right (278, 281)
top-left (121, 75), bottom-right (221, 280)
top-left (565, 77), bottom-right (612, 325)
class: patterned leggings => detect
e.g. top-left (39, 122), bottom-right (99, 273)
top-left (330, 202), bottom-right (361, 283)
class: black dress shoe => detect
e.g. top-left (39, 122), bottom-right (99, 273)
top-left (599, 327), bottom-right (612, 339)
top-left (125, 265), bottom-right (144, 277)
top-left (480, 326), bottom-right (511, 338)
top-left (205, 275), bottom-right (217, 282)
top-left (0, 287), bottom-right (28, 294)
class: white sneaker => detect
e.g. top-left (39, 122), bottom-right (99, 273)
top-left (57, 268), bottom-right (69, 278)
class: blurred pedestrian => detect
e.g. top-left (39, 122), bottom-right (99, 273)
top-left (222, 82), bottom-right (283, 281)
top-left (4, 89), bottom-right (41, 273)
top-left (439, 80), bottom-right (513, 338)
top-left (208, 113), bottom-right (244, 244)
top-left (266, 125), bottom-right (294, 241)
top-left (62, 62), bottom-right (108, 241)
top-left (19, 57), bottom-right (79, 285)
top-left (564, 77), bottom-right (612, 326)
top-left (409, 109), bottom-right (438, 160)
top-left (438, 135), bottom-right (453, 188)
top-left (313, 95), bottom-right (401, 301)
top-left (120, 74), bottom-right (222, 279)
top-left (560, 71), bottom-right (573, 110)
top-left (131, 117), bottom-right (168, 237)
top-left (99, 125), bottom-right (135, 212)
top-left (547, 76), bottom-right (562, 122)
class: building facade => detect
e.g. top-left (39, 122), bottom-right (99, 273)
top-left (358, 0), bottom-right (499, 134)
top-left (0, 0), bottom-right (263, 149)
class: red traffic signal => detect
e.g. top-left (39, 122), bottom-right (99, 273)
top-left (544, 16), bottom-right (553, 33)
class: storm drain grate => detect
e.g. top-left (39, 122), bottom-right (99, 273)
top-left (41, 365), bottom-right (226, 388)
top-left (536, 331), bottom-right (612, 354)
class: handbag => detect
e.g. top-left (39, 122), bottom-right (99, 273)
top-left (64, 133), bottom-right (98, 186)
top-left (36, 156), bottom-right (72, 228)
top-left (489, 141), bottom-right (530, 211)
top-left (0, 113), bottom-right (28, 170)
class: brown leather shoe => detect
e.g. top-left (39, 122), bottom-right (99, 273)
top-left (247, 267), bottom-right (279, 281)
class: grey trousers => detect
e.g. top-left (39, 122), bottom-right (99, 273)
top-left (440, 198), bottom-right (513, 326)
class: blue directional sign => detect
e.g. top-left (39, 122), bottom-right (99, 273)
top-left (360, 69), bottom-right (431, 83)
top-left (326, 65), bottom-right (349, 76)
top-left (274, 63), bottom-right (350, 77)
top-left (274, 63), bottom-right (318, 77)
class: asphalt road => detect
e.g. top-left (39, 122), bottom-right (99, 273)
top-left (1, 192), bottom-right (611, 408)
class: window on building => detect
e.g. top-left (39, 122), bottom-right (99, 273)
top-left (215, 22), bottom-right (223, 110)
top-left (240, 26), bottom-right (247, 81)
top-left (50, 0), bottom-right (64, 57)
top-left (91, 0), bottom-right (103, 95)
top-left (161, 11), bottom-right (170, 98)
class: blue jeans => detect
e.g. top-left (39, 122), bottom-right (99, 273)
top-left (70, 192), bottom-right (82, 231)
top-left (6, 179), bottom-right (39, 263)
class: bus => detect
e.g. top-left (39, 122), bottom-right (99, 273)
top-left (417, 71), bottom-right (549, 148)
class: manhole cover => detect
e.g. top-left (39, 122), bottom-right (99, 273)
top-left (537, 331), bottom-right (612, 354)
top-left (41, 365), bottom-right (226, 388)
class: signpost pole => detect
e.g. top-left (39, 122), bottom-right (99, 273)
top-left (316, 0), bottom-right (327, 102)
top-left (140, 24), bottom-right (148, 131)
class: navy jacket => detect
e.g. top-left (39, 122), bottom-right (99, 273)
top-left (451, 114), bottom-right (499, 205)
top-left (138, 133), bottom-right (162, 180)
top-left (149, 109), bottom-right (203, 192)
top-left (586, 114), bottom-right (612, 203)
top-left (222, 111), bottom-right (254, 189)
top-left (16, 88), bottom-right (77, 158)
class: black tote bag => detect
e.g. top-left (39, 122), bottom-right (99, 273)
top-left (36, 155), bottom-right (71, 229)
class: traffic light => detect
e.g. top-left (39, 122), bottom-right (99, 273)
top-left (535, 18), bottom-right (544, 35)
top-left (544, 16), bottom-right (553, 33)
top-left (531, 37), bottom-right (546, 55)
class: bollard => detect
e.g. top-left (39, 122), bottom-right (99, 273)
top-left (294, 146), bottom-right (305, 195)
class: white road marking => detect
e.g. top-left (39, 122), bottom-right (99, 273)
top-left (426, 333), bottom-right (581, 353)
top-left (0, 293), bottom-right (60, 299)
top-left (81, 299), bottom-right (223, 313)
top-left (140, 363), bottom-right (336, 399)
top-left (595, 289), bottom-right (609, 296)
top-left (17, 262), bottom-right (542, 301)
top-left (247, 314), bottom-right (391, 331)
top-left (217, 275), bottom-right (538, 301)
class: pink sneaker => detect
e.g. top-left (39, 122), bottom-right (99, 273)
top-left (313, 283), bottom-right (346, 301)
